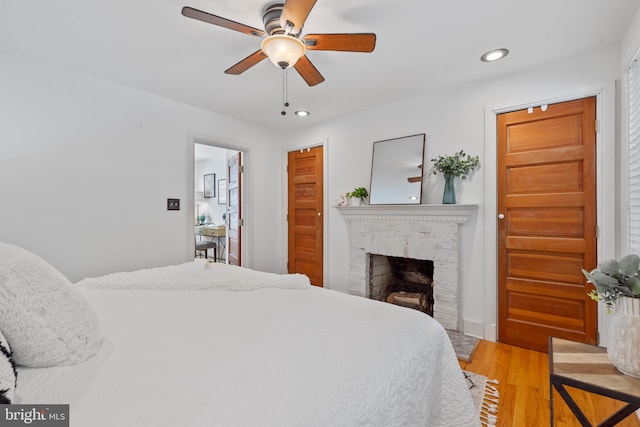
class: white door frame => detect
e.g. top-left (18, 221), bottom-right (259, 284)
top-left (187, 133), bottom-right (252, 267)
top-left (482, 81), bottom-right (616, 345)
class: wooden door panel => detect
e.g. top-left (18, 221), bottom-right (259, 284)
top-left (508, 278), bottom-right (585, 299)
top-left (506, 236), bottom-right (585, 253)
top-left (292, 156), bottom-right (318, 175)
top-left (507, 114), bottom-right (583, 151)
top-left (506, 193), bottom-right (584, 208)
top-left (498, 96), bottom-right (597, 352)
top-left (506, 145), bottom-right (585, 165)
top-left (288, 147), bottom-right (323, 287)
top-left (508, 163), bottom-right (583, 193)
top-left (294, 209), bottom-right (317, 227)
top-left (292, 259), bottom-right (319, 284)
top-left (508, 208), bottom-right (583, 236)
top-left (292, 231), bottom-right (318, 246)
top-left (507, 291), bottom-right (586, 323)
top-left (293, 187), bottom-right (317, 204)
top-left (507, 252), bottom-right (584, 283)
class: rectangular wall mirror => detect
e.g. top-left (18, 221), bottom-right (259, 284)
top-left (369, 134), bottom-right (425, 205)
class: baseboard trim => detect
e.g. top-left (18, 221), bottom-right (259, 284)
top-left (461, 320), bottom-right (497, 342)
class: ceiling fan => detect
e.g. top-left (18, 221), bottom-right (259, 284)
top-left (181, 0), bottom-right (376, 86)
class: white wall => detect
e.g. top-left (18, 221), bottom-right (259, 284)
top-left (283, 45), bottom-right (622, 338)
top-left (0, 44), bottom-right (627, 338)
top-left (0, 55), bottom-right (284, 282)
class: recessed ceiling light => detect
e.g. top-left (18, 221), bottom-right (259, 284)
top-left (480, 48), bottom-right (509, 62)
top-left (295, 110), bottom-right (310, 117)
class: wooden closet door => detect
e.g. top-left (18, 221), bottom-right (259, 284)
top-left (497, 97), bottom-right (597, 352)
top-left (287, 146), bottom-right (323, 287)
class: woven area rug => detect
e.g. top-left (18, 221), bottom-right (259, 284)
top-left (463, 370), bottom-right (500, 426)
top-left (447, 329), bottom-right (480, 362)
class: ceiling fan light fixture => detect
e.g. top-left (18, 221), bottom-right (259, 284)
top-left (480, 48), bottom-right (509, 62)
top-left (261, 35), bottom-right (306, 69)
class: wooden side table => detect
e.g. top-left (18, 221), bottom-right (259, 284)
top-left (549, 337), bottom-right (640, 426)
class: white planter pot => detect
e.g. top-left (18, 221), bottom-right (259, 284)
top-left (350, 198), bottom-right (361, 206)
top-left (607, 296), bottom-right (640, 378)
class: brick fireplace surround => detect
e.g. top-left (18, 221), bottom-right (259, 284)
top-left (336, 204), bottom-right (477, 331)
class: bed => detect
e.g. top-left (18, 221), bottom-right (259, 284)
top-left (0, 243), bottom-right (480, 426)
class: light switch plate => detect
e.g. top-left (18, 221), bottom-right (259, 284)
top-left (167, 198), bottom-right (180, 211)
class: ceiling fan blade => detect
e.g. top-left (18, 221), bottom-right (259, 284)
top-left (225, 50), bottom-right (268, 75)
top-left (303, 33), bottom-right (376, 52)
top-left (182, 6), bottom-right (265, 37)
top-left (280, 0), bottom-right (317, 35)
top-left (294, 55), bottom-right (325, 86)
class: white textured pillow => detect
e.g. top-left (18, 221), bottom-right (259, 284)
top-left (0, 330), bottom-right (16, 403)
top-left (0, 242), bottom-right (103, 367)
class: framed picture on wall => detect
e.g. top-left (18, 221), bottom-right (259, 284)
top-left (203, 173), bottom-right (216, 198)
top-left (218, 179), bottom-right (227, 204)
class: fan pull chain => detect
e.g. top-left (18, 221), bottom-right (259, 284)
top-left (281, 68), bottom-right (290, 115)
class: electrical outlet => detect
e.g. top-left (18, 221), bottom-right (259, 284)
top-left (167, 198), bottom-right (180, 211)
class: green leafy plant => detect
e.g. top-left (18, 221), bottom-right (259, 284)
top-left (582, 254), bottom-right (640, 311)
top-left (346, 187), bottom-right (369, 200)
top-left (430, 150), bottom-right (480, 179)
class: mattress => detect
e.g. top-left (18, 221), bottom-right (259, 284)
top-left (16, 268), bottom-right (479, 426)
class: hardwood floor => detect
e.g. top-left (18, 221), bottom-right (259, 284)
top-left (459, 340), bottom-right (640, 427)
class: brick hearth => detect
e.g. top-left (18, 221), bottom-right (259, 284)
top-left (336, 204), bottom-right (476, 330)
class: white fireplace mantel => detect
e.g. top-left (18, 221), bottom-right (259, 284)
top-left (335, 204), bottom-right (477, 223)
top-left (336, 204), bottom-right (477, 330)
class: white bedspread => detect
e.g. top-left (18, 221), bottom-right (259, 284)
top-left (76, 260), bottom-right (310, 291)
top-left (17, 270), bottom-right (479, 426)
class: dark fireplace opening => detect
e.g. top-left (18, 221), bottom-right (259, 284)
top-left (368, 254), bottom-right (434, 316)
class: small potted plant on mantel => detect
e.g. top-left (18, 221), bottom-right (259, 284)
top-left (346, 187), bottom-right (369, 206)
top-left (582, 255), bottom-right (640, 377)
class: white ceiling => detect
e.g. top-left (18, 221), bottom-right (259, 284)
top-left (2, 0), bottom-right (638, 131)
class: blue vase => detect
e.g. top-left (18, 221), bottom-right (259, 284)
top-left (442, 174), bottom-right (456, 204)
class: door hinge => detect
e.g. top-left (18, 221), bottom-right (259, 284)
top-left (240, 218), bottom-right (245, 227)
top-left (240, 165), bottom-right (245, 173)
top-left (595, 119), bottom-right (599, 133)
top-left (286, 213), bottom-right (288, 221)
top-left (595, 224), bottom-right (599, 239)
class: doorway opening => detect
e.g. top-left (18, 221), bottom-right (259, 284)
top-left (194, 143), bottom-right (243, 266)
top-left (482, 83), bottom-right (616, 347)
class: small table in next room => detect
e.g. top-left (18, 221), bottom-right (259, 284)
top-left (549, 337), bottom-right (640, 426)
top-left (195, 225), bottom-right (226, 262)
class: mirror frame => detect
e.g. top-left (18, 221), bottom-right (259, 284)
top-left (369, 133), bottom-right (425, 205)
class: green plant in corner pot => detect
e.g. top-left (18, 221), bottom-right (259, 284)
top-left (429, 150), bottom-right (480, 204)
top-left (582, 254), bottom-right (640, 311)
top-left (346, 187), bottom-right (369, 205)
